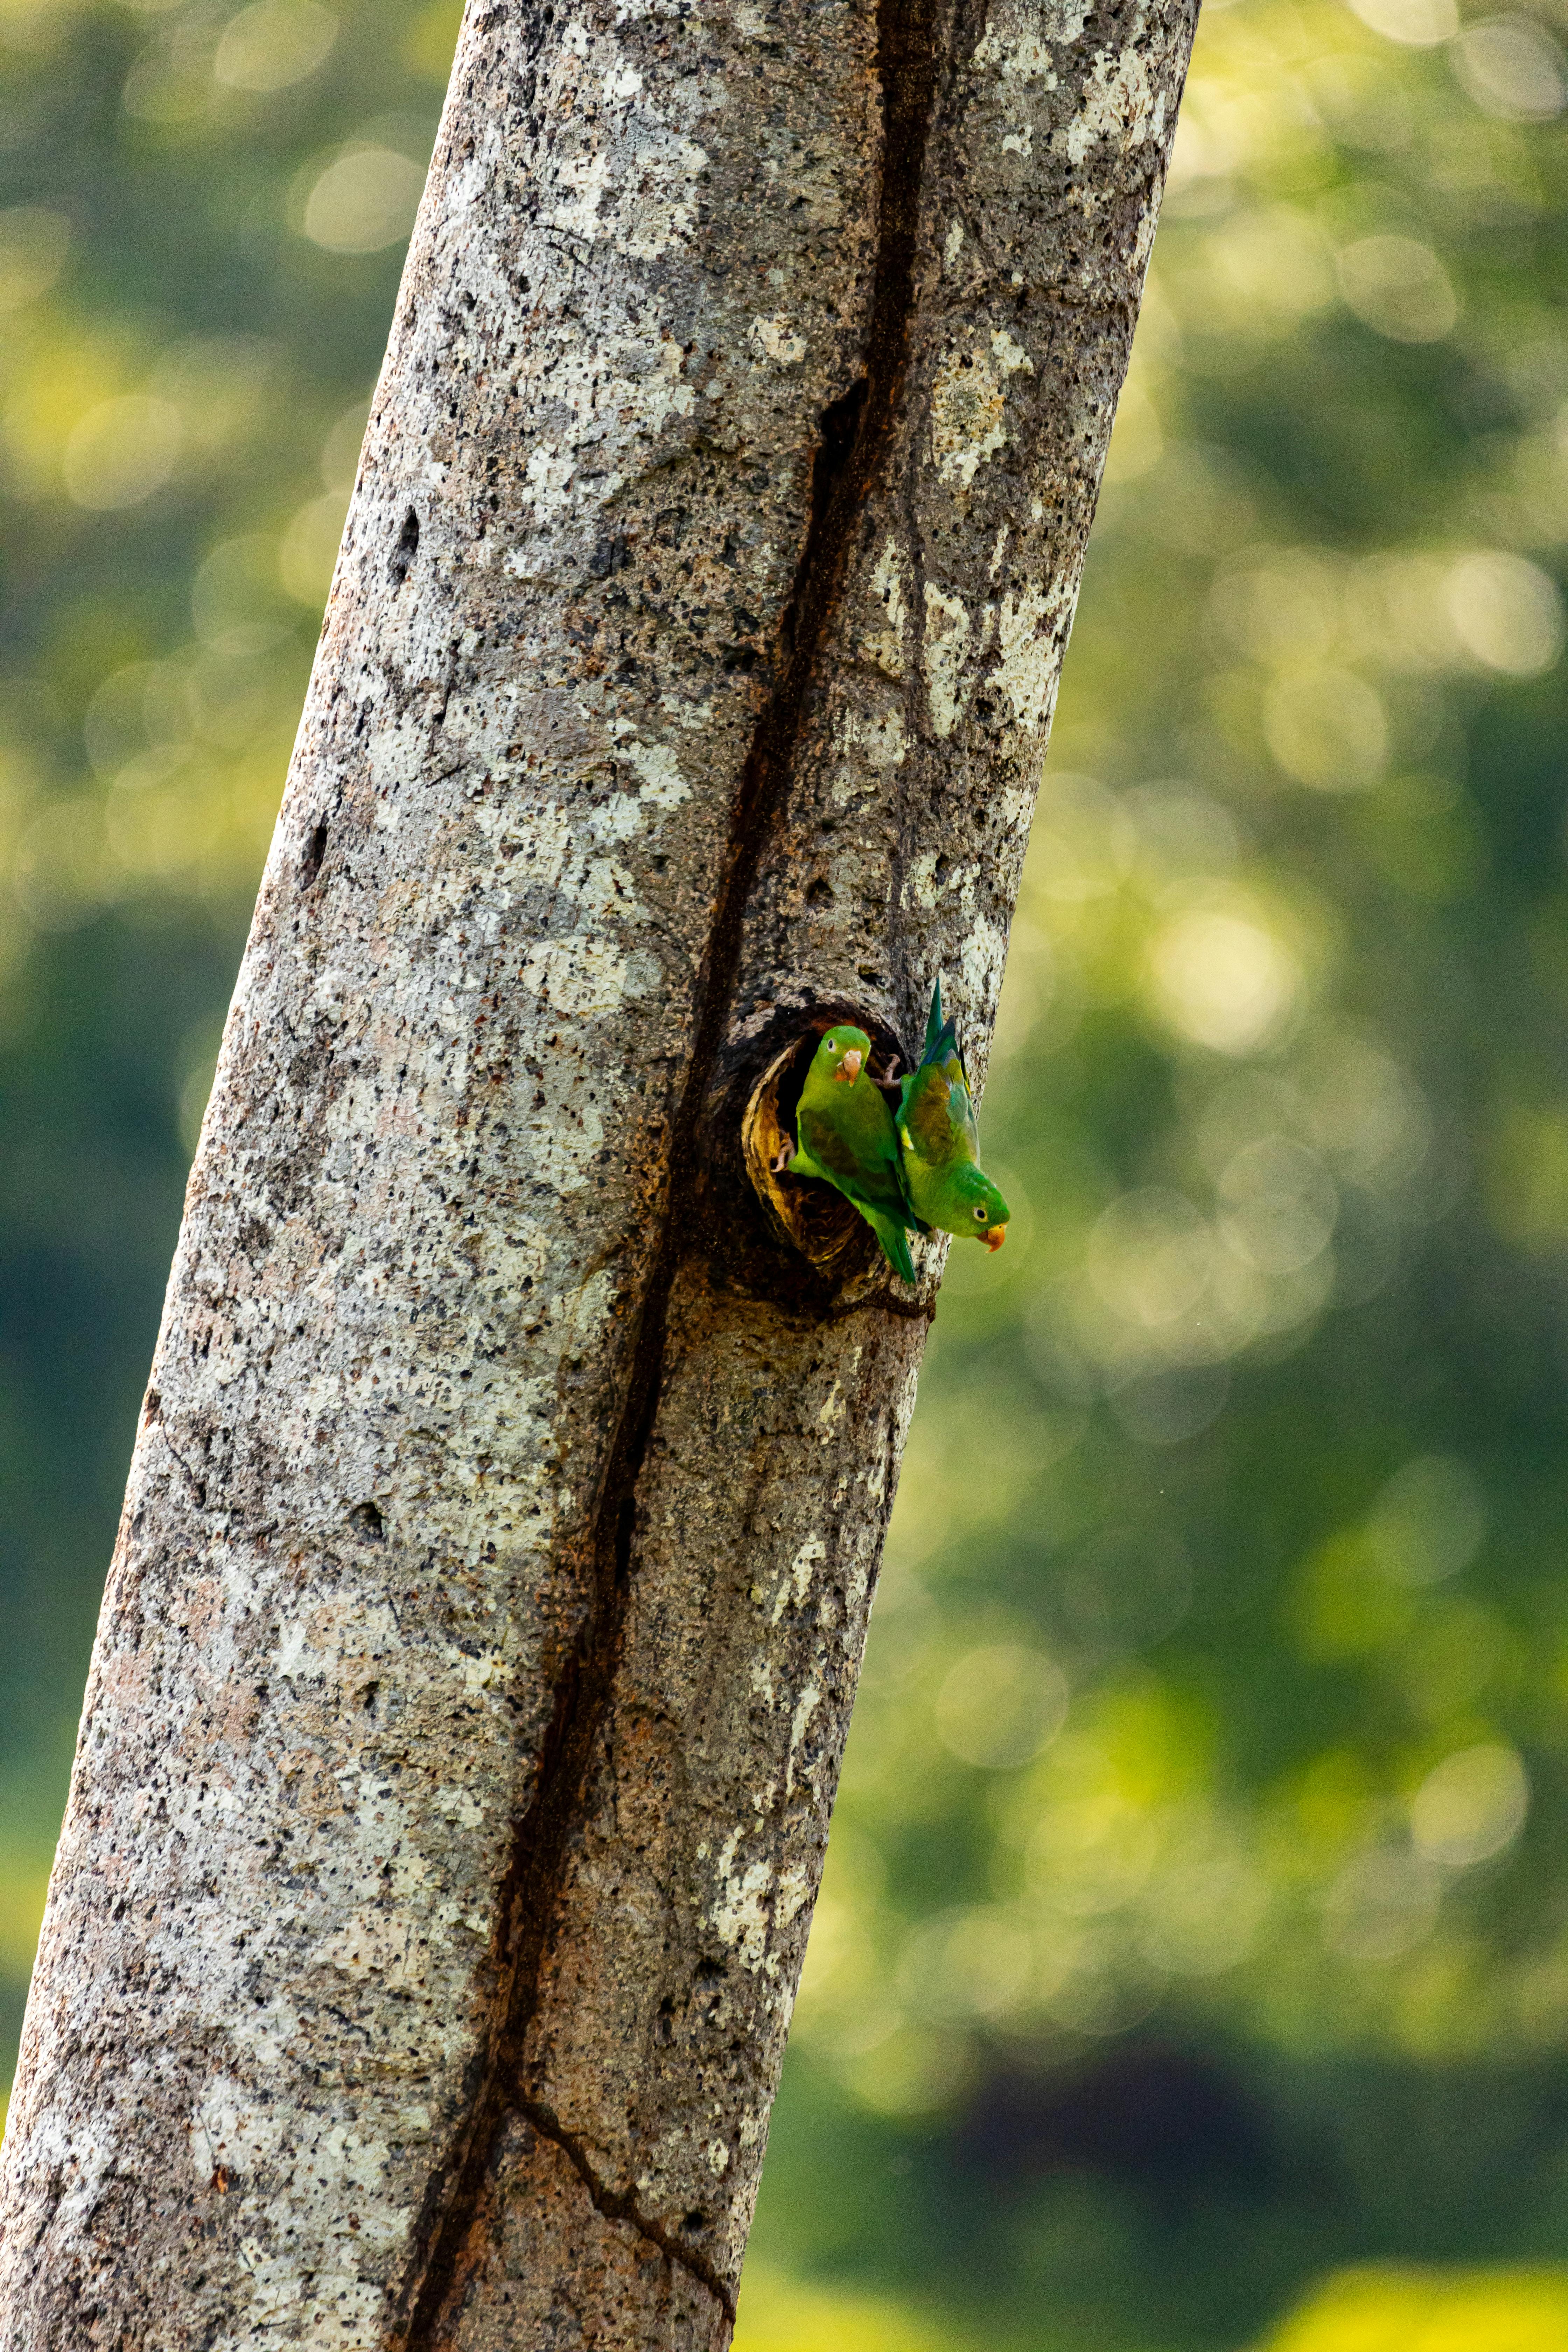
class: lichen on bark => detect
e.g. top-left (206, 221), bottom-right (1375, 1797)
top-left (0, 0), bottom-right (1196, 2344)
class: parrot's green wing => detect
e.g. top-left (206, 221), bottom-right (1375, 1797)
top-left (899, 983), bottom-right (979, 1170)
top-left (796, 1117), bottom-right (918, 1281)
top-left (798, 1097), bottom-right (907, 1219)
top-left (901, 1062), bottom-right (968, 1169)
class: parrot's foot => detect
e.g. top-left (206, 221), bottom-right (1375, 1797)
top-left (770, 1136), bottom-right (796, 1174)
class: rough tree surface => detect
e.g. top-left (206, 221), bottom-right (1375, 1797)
top-left (0, 0), bottom-right (1195, 2344)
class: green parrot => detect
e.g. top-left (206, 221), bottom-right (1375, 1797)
top-left (776, 1024), bottom-right (919, 1283)
top-left (897, 982), bottom-right (1010, 1252)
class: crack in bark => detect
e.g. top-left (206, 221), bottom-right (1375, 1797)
top-left (390, 2), bottom-right (942, 2342)
top-left (156, 1424), bottom-right (212, 1514)
top-left (824, 1289), bottom-right (937, 1325)
top-left (510, 2092), bottom-right (739, 2326)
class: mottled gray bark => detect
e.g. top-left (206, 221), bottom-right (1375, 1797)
top-left (0, 0), bottom-right (1195, 2344)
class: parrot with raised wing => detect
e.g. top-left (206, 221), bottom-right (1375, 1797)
top-left (897, 981), bottom-right (1010, 1252)
top-left (776, 1024), bottom-right (919, 1282)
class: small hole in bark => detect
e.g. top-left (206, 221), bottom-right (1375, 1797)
top-left (589, 529), bottom-right (629, 580)
top-left (682, 2210), bottom-right (709, 2233)
top-left (389, 507), bottom-right (420, 587)
top-left (805, 876), bottom-right (833, 906)
top-left (812, 378), bottom-right (867, 534)
top-left (301, 822), bottom-right (328, 888)
top-left (351, 1500), bottom-right (385, 1543)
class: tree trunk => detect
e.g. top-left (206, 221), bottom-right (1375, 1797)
top-left (0, 0), bottom-right (1195, 2343)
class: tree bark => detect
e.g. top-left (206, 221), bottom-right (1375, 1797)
top-left (0, 0), bottom-right (1195, 2344)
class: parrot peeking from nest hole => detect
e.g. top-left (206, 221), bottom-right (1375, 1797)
top-left (773, 987), bottom-right (1010, 1280)
top-left (773, 1024), bottom-right (917, 1282)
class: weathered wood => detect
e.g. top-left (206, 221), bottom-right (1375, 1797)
top-left (0, 0), bottom-right (1196, 2343)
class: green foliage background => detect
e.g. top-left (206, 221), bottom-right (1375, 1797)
top-left (4, 0), bottom-right (1568, 2341)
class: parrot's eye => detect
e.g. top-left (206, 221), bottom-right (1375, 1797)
top-left (973, 1205), bottom-right (986, 1221)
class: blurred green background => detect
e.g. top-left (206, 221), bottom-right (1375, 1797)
top-left (4, 0), bottom-right (1568, 2342)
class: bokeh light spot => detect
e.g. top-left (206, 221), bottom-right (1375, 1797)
top-left (1446, 554), bottom-right (1565, 678)
top-left (1344, 0), bottom-right (1457, 45)
top-left (1451, 16), bottom-right (1567, 121)
top-left (1322, 1847), bottom-right (1441, 1960)
top-left (0, 208), bottom-right (69, 313)
top-left (301, 145), bottom-right (427, 253)
top-left (63, 396), bottom-right (182, 511)
top-left (1147, 899), bottom-right (1304, 1055)
top-left (1367, 1455), bottom-right (1488, 1587)
top-left (935, 1646), bottom-right (1068, 1769)
top-left (216, 0), bottom-right (339, 91)
top-left (1411, 1746), bottom-right (1528, 1868)
top-left (1336, 234), bottom-right (1458, 341)
top-left (1265, 667), bottom-right (1389, 791)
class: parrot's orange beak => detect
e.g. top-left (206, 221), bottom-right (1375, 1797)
top-left (985, 1224), bottom-right (1007, 1254)
top-left (838, 1048), bottom-right (864, 1083)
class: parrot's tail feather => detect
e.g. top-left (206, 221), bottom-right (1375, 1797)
top-left (873, 1215), bottom-right (918, 1286)
top-left (924, 1016), bottom-right (961, 1073)
top-left (923, 979), bottom-right (945, 1063)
